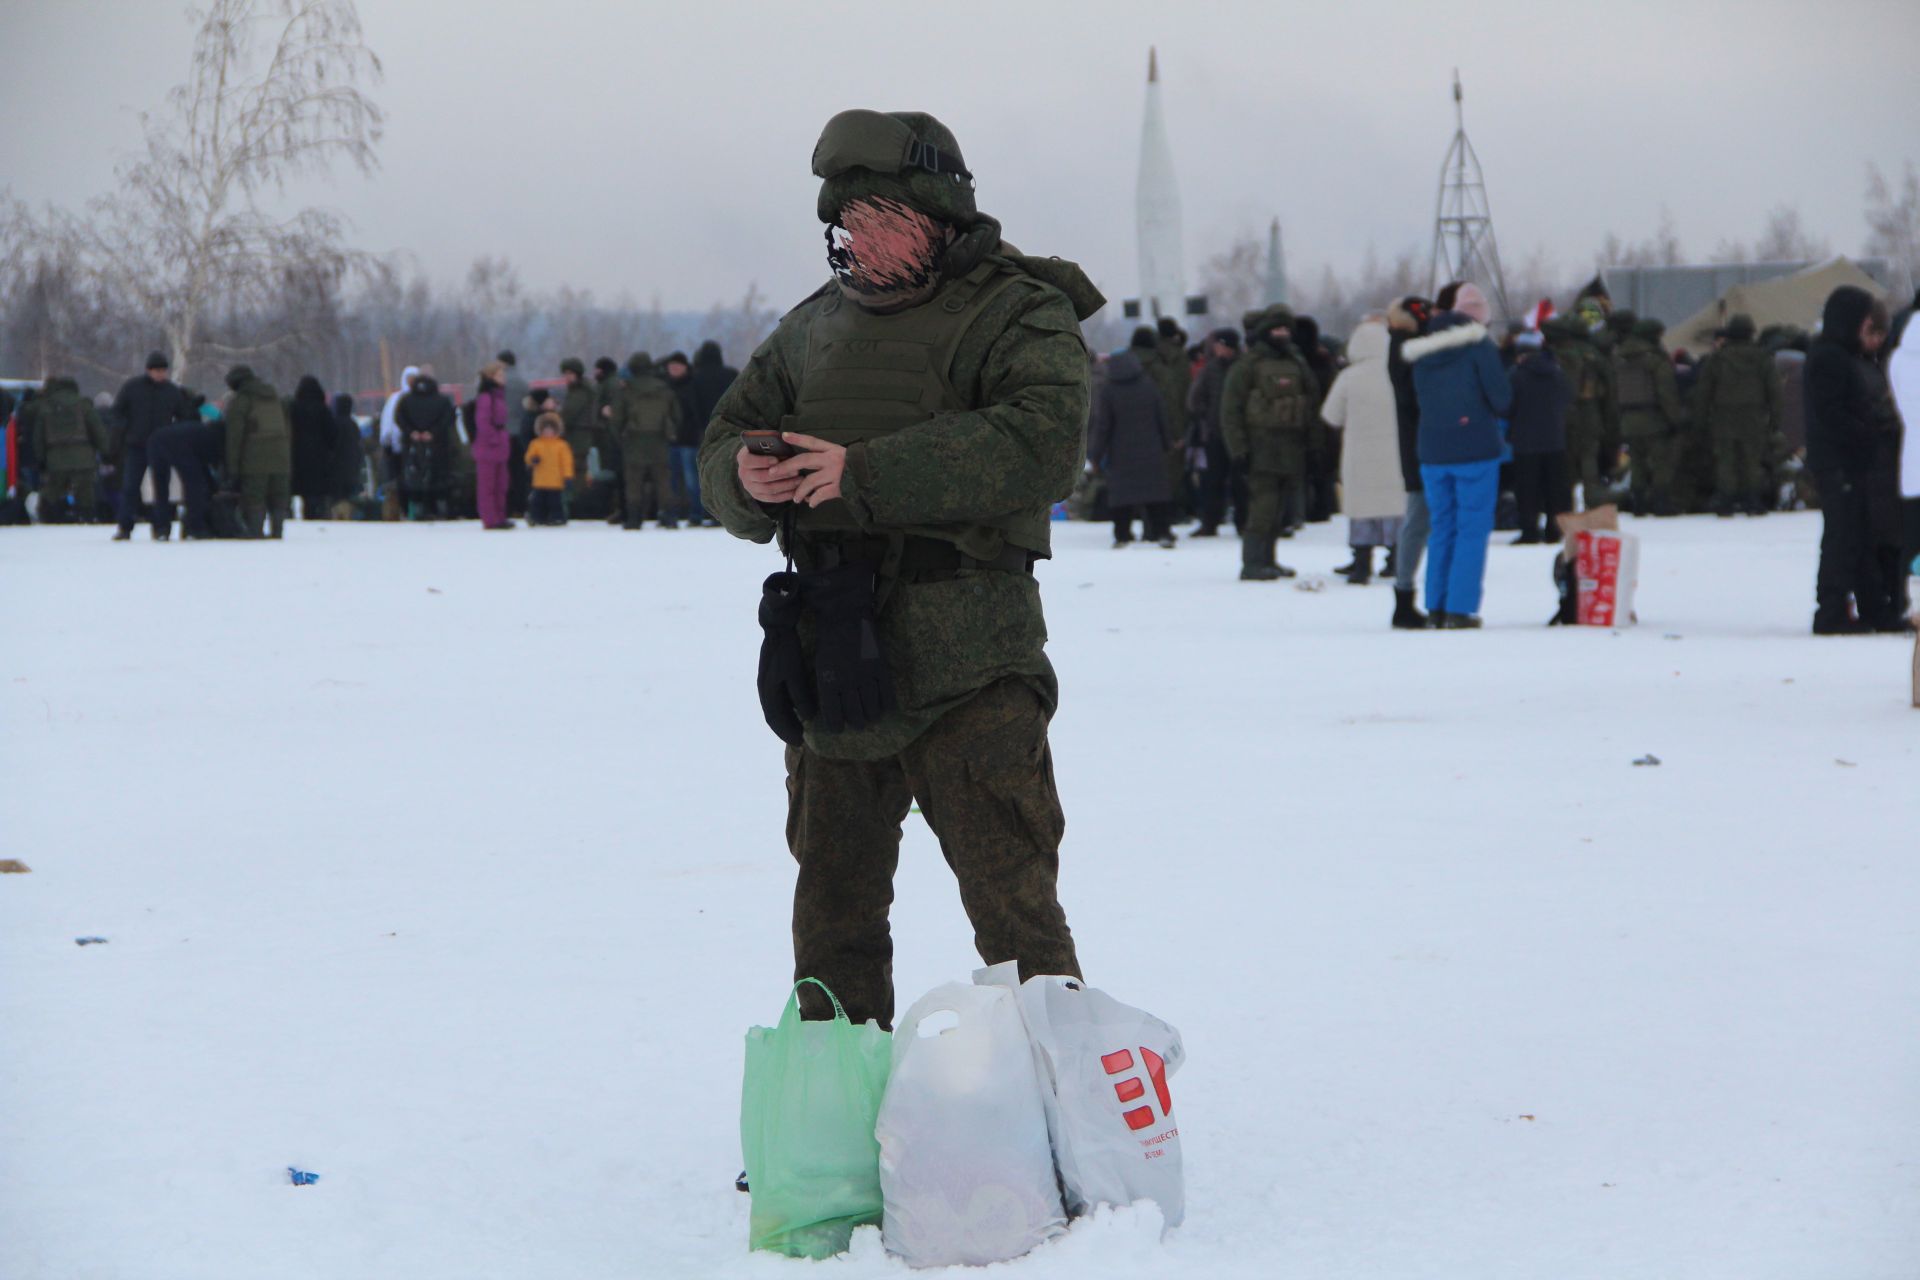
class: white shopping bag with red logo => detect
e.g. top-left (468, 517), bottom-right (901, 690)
top-left (876, 981), bottom-right (1067, 1268)
top-left (1573, 529), bottom-right (1638, 627)
top-left (975, 963), bottom-right (1186, 1229)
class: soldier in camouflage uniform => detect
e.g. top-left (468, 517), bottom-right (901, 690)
top-left (24, 377), bottom-right (108, 523)
top-left (612, 352), bottom-right (681, 529)
top-left (1611, 318), bottom-right (1689, 516)
top-left (1690, 313), bottom-right (1780, 515)
top-left (699, 109), bottom-right (1100, 1030)
top-left (1549, 316), bottom-right (1617, 510)
top-left (222, 365), bottom-right (293, 537)
top-left (557, 358), bottom-right (600, 515)
top-left (1219, 303), bottom-right (1318, 579)
top-left (593, 357), bottom-right (627, 523)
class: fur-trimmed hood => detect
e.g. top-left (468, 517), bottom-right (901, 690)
top-left (1401, 317), bottom-right (1489, 364)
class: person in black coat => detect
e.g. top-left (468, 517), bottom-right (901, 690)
top-left (329, 394), bottom-right (364, 514)
top-left (147, 392), bottom-right (224, 539)
top-left (1292, 315), bottom-right (1340, 526)
top-left (659, 351), bottom-right (707, 524)
top-left (1508, 332), bottom-right (1574, 544)
top-left (1387, 296), bottom-right (1432, 627)
top-left (110, 351), bottom-right (191, 540)
top-left (1805, 286), bottom-right (1905, 633)
top-left (394, 373), bottom-right (456, 519)
top-left (289, 374), bottom-right (335, 519)
top-left (1089, 330), bottom-right (1176, 547)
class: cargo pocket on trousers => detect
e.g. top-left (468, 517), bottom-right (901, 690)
top-left (961, 693), bottom-right (1066, 859)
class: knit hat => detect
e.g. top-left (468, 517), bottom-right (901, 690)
top-left (559, 357), bottom-right (585, 377)
top-left (1452, 283), bottom-right (1491, 324)
top-left (1130, 326), bottom-right (1157, 350)
top-left (594, 356), bottom-right (617, 376)
top-left (145, 351), bottom-right (169, 370)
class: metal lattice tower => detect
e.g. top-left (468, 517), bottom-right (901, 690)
top-left (1429, 72), bottom-right (1511, 320)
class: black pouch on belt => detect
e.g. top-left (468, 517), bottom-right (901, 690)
top-left (801, 562), bottom-right (896, 733)
top-left (756, 571), bottom-right (814, 745)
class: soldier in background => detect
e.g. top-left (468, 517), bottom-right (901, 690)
top-left (556, 358), bottom-right (598, 518)
top-left (25, 377), bottom-right (108, 524)
top-left (1555, 310), bottom-right (1616, 510)
top-left (1221, 303), bottom-right (1318, 579)
top-left (699, 108), bottom-right (1096, 1030)
top-left (1185, 327), bottom-right (1241, 537)
top-left (1692, 313), bottom-right (1780, 516)
top-left (1612, 318), bottom-right (1689, 516)
top-left (221, 365), bottom-right (292, 538)
top-left (594, 356), bottom-right (628, 524)
top-left (612, 352), bottom-right (681, 529)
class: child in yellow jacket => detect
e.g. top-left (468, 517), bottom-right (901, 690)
top-left (524, 412), bottom-right (574, 526)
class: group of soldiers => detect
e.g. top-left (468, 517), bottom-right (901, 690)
top-left (5, 355), bottom-right (298, 538)
top-left (1546, 298), bottom-right (1790, 518)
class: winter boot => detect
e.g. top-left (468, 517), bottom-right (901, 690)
top-left (1240, 564), bottom-right (1284, 581)
top-left (1333, 552), bottom-right (1359, 575)
top-left (1345, 546), bottom-right (1373, 585)
top-left (1392, 588), bottom-right (1428, 629)
top-left (1381, 547), bottom-right (1397, 580)
top-left (1436, 612), bottom-right (1483, 629)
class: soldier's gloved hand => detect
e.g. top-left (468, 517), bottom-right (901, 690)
top-left (801, 562), bottom-right (894, 734)
top-left (756, 571), bottom-right (814, 746)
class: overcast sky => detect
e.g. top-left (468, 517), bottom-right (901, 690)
top-left (5, 0), bottom-right (1917, 313)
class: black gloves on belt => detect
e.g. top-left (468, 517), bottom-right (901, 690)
top-left (755, 563), bottom-right (896, 744)
top-left (757, 571), bottom-right (814, 746)
top-left (803, 563), bottom-right (895, 735)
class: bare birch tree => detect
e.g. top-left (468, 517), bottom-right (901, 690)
top-left (1863, 162), bottom-right (1919, 300)
top-left (39, 0), bottom-right (382, 383)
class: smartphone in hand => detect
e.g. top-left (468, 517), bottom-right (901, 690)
top-left (741, 430), bottom-right (800, 460)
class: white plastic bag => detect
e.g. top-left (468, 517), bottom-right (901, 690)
top-left (977, 962), bottom-right (1186, 1228)
top-left (876, 982), bottom-right (1067, 1268)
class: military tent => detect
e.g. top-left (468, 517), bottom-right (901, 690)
top-left (1663, 257), bottom-right (1888, 355)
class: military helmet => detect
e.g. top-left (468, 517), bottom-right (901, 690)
top-left (626, 352), bottom-right (652, 375)
top-left (1723, 313), bottom-right (1757, 341)
top-left (225, 364), bottom-right (253, 390)
top-left (1242, 303), bottom-right (1296, 336)
top-left (559, 357), bottom-right (585, 377)
top-left (814, 109), bottom-right (978, 226)
top-left (1607, 308), bottom-right (1638, 335)
top-left (1632, 317), bottom-right (1665, 341)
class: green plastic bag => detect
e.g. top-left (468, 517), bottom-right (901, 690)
top-left (741, 978), bottom-right (892, 1258)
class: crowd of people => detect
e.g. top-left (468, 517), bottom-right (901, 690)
top-left (0, 342), bottom-right (740, 538)
top-left (1083, 281), bottom-right (1920, 632)
top-left (5, 280), bottom-right (1916, 635)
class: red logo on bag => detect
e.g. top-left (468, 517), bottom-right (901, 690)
top-left (1104, 1045), bottom-right (1173, 1133)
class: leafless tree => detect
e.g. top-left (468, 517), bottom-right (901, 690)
top-left (1863, 162), bottom-right (1919, 301)
top-left (30, 0), bottom-right (382, 384)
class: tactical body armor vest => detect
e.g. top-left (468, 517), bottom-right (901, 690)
top-left (779, 257), bottom-right (1057, 563)
top-left (1243, 354), bottom-right (1311, 433)
top-left (1615, 354), bottom-right (1658, 413)
top-left (1713, 345), bottom-right (1771, 410)
top-left (622, 378), bottom-right (677, 440)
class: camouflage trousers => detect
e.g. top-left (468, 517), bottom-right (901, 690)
top-left (1242, 471), bottom-right (1292, 568)
top-left (39, 468), bottom-right (96, 521)
top-left (1713, 427), bottom-right (1766, 504)
top-left (239, 473), bottom-right (290, 537)
top-left (785, 676), bottom-right (1080, 1030)
top-left (1566, 411), bottom-right (1610, 510)
top-left (620, 439), bottom-right (672, 524)
top-left (1626, 432), bottom-right (1679, 512)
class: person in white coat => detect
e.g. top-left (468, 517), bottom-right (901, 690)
top-left (1888, 310), bottom-right (1920, 583)
top-left (1319, 316), bottom-right (1404, 584)
top-left (378, 365), bottom-right (420, 521)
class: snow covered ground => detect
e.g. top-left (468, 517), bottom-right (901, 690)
top-left (3, 511), bottom-right (1916, 1280)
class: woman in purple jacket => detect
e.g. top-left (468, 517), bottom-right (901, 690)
top-left (473, 361), bottom-right (514, 529)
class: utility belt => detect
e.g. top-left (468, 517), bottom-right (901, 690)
top-left (755, 533), bottom-right (1031, 747)
top-left (790, 533), bottom-right (1035, 583)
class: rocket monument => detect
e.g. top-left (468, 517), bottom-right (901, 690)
top-left (1134, 47), bottom-right (1187, 321)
